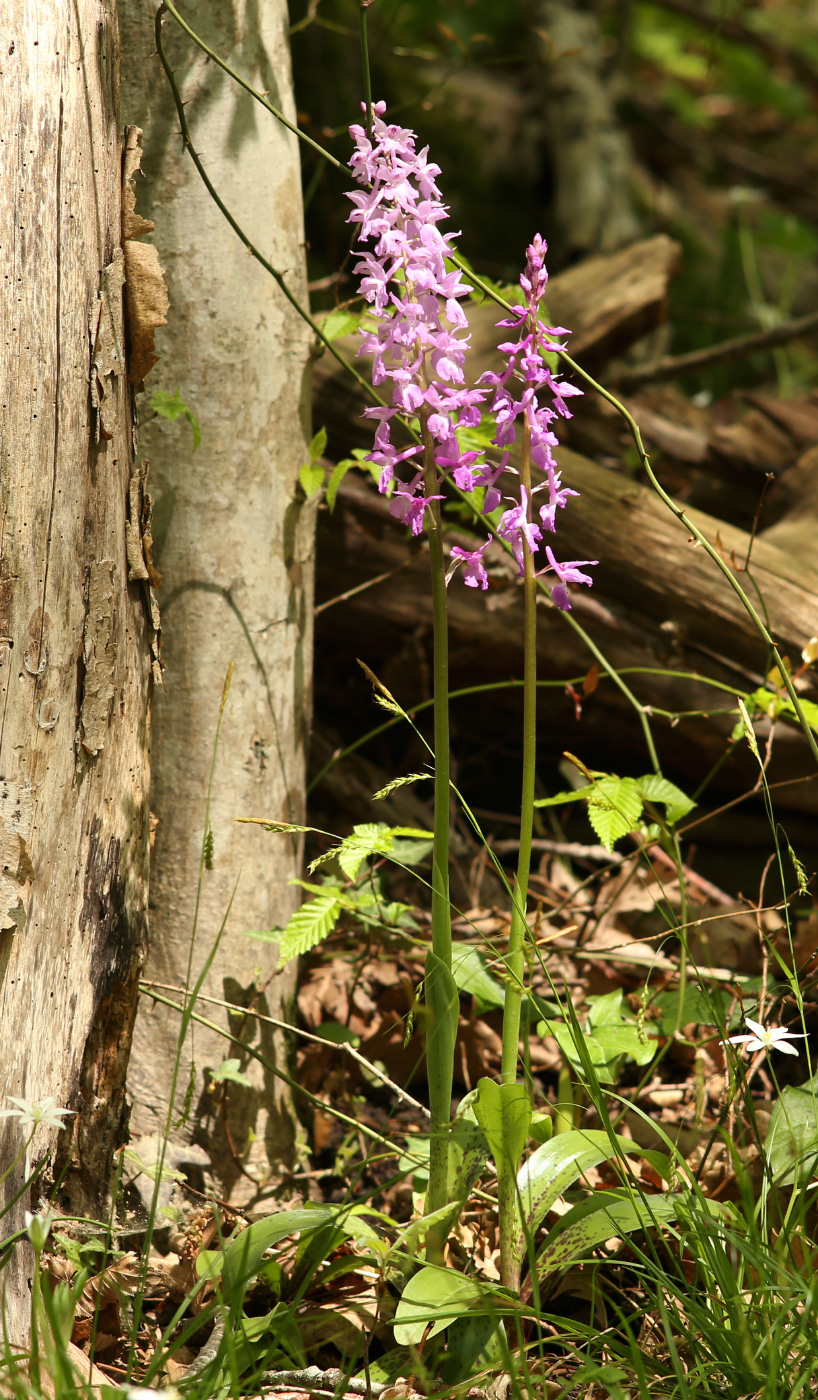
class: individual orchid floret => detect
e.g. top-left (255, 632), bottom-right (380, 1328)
top-left (391, 488), bottom-right (445, 536)
top-left (722, 1017), bottom-right (806, 1057)
top-left (543, 546), bottom-right (597, 612)
top-left (447, 537), bottom-right (492, 591)
top-left (498, 487), bottom-right (542, 571)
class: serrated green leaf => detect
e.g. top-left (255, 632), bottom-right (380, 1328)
top-left (533, 786), bottom-right (592, 808)
top-left (309, 426), bottom-right (328, 458)
top-left (299, 461), bottom-right (325, 499)
top-left (587, 776), bottom-right (643, 851)
top-left (321, 309), bottom-right (362, 342)
top-left (636, 774), bottom-right (695, 823)
top-left (277, 893), bottom-right (342, 967)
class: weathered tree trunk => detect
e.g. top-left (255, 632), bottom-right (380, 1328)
top-left (0, 0), bottom-right (151, 1339)
top-left (120, 0), bottom-right (314, 1201)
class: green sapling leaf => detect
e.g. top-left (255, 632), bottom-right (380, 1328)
top-left (277, 892), bottom-right (343, 966)
top-left (309, 425), bottom-right (328, 458)
top-left (321, 308), bottom-right (363, 342)
top-left (150, 387), bottom-right (202, 450)
top-left (636, 773), bottom-right (696, 823)
top-left (211, 1057), bottom-right (253, 1088)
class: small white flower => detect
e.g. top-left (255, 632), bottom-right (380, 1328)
top-left (723, 1017), bottom-right (806, 1057)
top-left (0, 1096), bottom-right (74, 1131)
top-left (24, 1208), bottom-right (54, 1251)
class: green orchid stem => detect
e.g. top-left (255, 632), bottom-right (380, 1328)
top-left (502, 419), bottom-right (537, 1088)
top-left (422, 418), bottom-right (456, 1265)
top-left (496, 422), bottom-right (537, 1292)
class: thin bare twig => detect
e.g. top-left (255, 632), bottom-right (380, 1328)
top-left (612, 308), bottom-right (818, 390)
top-left (141, 981), bottom-right (430, 1118)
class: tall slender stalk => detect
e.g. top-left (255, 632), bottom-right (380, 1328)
top-left (501, 419), bottom-right (537, 1087)
top-left (421, 419), bottom-right (457, 1263)
top-left (497, 422), bottom-right (538, 1292)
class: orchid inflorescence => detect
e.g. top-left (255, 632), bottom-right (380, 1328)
top-left (347, 101), bottom-right (596, 608)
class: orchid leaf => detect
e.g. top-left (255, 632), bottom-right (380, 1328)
top-left (394, 1266), bottom-right (485, 1345)
top-left (451, 947), bottom-right (506, 1010)
top-left (765, 1076), bottom-right (818, 1186)
top-left (536, 1190), bottom-right (680, 1280)
top-left (513, 1130), bottom-right (646, 1268)
top-left (474, 1078), bottom-right (531, 1182)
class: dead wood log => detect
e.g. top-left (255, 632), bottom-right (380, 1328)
top-left (313, 465), bottom-right (818, 832)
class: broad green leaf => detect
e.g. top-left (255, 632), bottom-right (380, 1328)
top-left (586, 990), bottom-right (627, 1028)
top-left (326, 458), bottom-right (356, 512)
top-left (277, 892), bottom-right (342, 967)
top-left (389, 836), bottom-right (434, 866)
top-left (514, 1129), bottom-right (646, 1268)
top-left (299, 461), bottom-right (325, 499)
top-left (195, 1248), bottom-right (223, 1281)
top-left (592, 1024), bottom-right (656, 1067)
top-left (474, 1078), bottom-right (531, 1181)
top-left (394, 1266), bottom-right (485, 1345)
top-left (321, 309), bottom-right (362, 342)
top-left (222, 1206), bottom-right (336, 1300)
top-left (210, 1057), bottom-right (252, 1088)
top-left (451, 947), bottom-right (506, 1010)
top-left (765, 1078), bottom-right (818, 1186)
top-left (536, 1191), bottom-right (679, 1279)
top-left (636, 774), bottom-right (696, 823)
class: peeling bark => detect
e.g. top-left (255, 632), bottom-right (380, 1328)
top-left (0, 0), bottom-right (151, 1340)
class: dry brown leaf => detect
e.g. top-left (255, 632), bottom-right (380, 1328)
top-left (124, 240), bottom-right (170, 385)
top-left (122, 127), bottom-right (155, 240)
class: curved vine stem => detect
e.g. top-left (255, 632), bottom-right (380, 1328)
top-left (450, 252), bottom-right (818, 771)
top-left (158, 0), bottom-right (344, 169)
